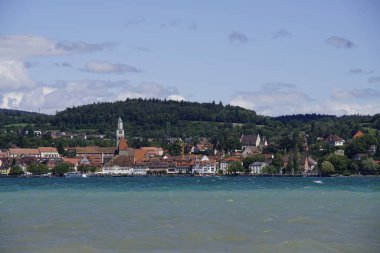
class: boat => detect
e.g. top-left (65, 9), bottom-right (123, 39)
top-left (64, 172), bottom-right (83, 178)
top-left (313, 180), bottom-right (323, 184)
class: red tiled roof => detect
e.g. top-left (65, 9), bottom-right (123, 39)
top-left (38, 147), bottom-right (58, 153)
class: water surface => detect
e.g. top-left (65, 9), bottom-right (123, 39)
top-left (1, 177), bottom-right (379, 253)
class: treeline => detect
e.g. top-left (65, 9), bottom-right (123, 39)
top-left (1, 99), bottom-right (380, 154)
top-left (52, 98), bottom-right (261, 129)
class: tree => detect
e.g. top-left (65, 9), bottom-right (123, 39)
top-left (321, 161), bottom-right (335, 176)
top-left (272, 154), bottom-right (283, 169)
top-left (9, 165), bottom-right (24, 176)
top-left (327, 155), bottom-right (350, 175)
top-left (27, 163), bottom-right (49, 175)
top-left (262, 165), bottom-right (279, 175)
top-left (243, 155), bottom-right (265, 169)
top-left (360, 158), bottom-right (378, 175)
top-left (52, 162), bottom-right (72, 176)
top-left (227, 161), bottom-right (244, 174)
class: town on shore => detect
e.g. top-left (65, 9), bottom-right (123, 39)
top-left (0, 117), bottom-right (379, 177)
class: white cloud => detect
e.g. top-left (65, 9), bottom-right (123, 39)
top-left (230, 83), bottom-right (311, 116)
top-left (1, 79), bottom-right (184, 114)
top-left (331, 88), bottom-right (380, 100)
top-left (117, 82), bottom-right (178, 101)
top-left (0, 60), bottom-right (35, 90)
top-left (0, 35), bottom-right (115, 60)
top-left (230, 84), bottom-right (380, 116)
top-left (0, 92), bottom-right (24, 109)
top-left (82, 61), bottom-right (141, 74)
top-left (167, 94), bottom-right (186, 101)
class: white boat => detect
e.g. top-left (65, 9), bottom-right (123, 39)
top-left (64, 172), bottom-right (83, 178)
top-left (313, 180), bottom-right (323, 184)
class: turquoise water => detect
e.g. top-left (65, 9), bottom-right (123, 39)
top-left (1, 177), bottom-right (379, 253)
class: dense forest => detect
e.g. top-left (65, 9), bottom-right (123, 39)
top-left (1, 99), bottom-right (380, 160)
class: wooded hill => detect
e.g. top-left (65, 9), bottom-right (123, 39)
top-left (1, 99), bottom-right (379, 152)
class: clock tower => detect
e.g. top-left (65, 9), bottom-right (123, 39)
top-left (116, 117), bottom-right (125, 147)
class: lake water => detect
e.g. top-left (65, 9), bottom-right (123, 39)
top-left (1, 176), bottom-right (379, 253)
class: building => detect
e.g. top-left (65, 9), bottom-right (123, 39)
top-left (116, 117), bottom-right (125, 148)
top-left (73, 146), bottom-right (115, 165)
top-left (0, 149), bottom-right (9, 158)
top-left (249, 162), bottom-right (268, 174)
top-left (240, 134), bottom-right (267, 150)
top-left (241, 146), bottom-right (261, 158)
top-left (192, 155), bottom-right (217, 175)
top-left (218, 157), bottom-right (242, 174)
top-left (241, 134), bottom-right (261, 149)
top-left (39, 147), bottom-right (60, 158)
top-left (140, 147), bottom-right (164, 157)
top-left (9, 148), bottom-right (40, 158)
top-left (353, 130), bottom-right (364, 139)
top-left (326, 134), bottom-right (345, 147)
top-left (301, 155), bottom-right (318, 174)
top-left (0, 158), bottom-right (11, 175)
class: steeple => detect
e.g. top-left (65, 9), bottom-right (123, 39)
top-left (118, 117), bottom-right (123, 130)
top-left (116, 117), bottom-right (125, 147)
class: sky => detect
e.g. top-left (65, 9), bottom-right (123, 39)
top-left (0, 0), bottom-right (380, 116)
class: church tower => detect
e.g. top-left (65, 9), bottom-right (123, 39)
top-left (116, 117), bottom-right (125, 147)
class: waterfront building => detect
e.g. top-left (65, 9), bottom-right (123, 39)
top-left (249, 162), bottom-right (268, 174)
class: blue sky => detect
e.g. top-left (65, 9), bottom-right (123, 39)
top-left (0, 0), bottom-right (379, 115)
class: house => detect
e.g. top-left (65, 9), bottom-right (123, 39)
top-left (300, 155), bottom-right (318, 175)
top-left (326, 135), bottom-right (345, 147)
top-left (368, 145), bottom-right (377, 156)
top-left (218, 157), bottom-right (242, 174)
top-left (353, 130), bottom-right (364, 139)
top-left (136, 157), bottom-right (175, 175)
top-left (140, 147), bottom-right (164, 157)
top-left (193, 138), bottom-right (214, 153)
top-left (72, 146), bottom-right (115, 165)
top-left (192, 155), bottom-right (217, 175)
top-left (249, 162), bottom-right (268, 174)
top-left (62, 157), bottom-right (81, 170)
top-left (0, 149), bottom-right (9, 158)
top-left (0, 158), bottom-right (11, 175)
top-left (39, 147), bottom-right (60, 158)
top-left (240, 134), bottom-right (261, 149)
top-left (241, 146), bottom-right (261, 158)
top-left (169, 156), bottom-right (195, 174)
top-left (9, 148), bottom-right (40, 158)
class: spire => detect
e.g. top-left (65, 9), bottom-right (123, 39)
top-left (118, 117), bottom-right (123, 130)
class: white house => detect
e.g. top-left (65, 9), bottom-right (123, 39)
top-left (249, 162), bottom-right (268, 174)
top-left (39, 147), bottom-right (60, 158)
top-left (326, 135), bottom-right (345, 147)
top-left (192, 156), bottom-right (217, 175)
